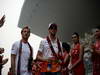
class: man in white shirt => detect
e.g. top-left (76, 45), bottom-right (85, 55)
top-left (36, 23), bottom-right (62, 75)
top-left (11, 26), bottom-right (33, 75)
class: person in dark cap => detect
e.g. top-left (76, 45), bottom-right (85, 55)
top-left (36, 23), bottom-right (63, 75)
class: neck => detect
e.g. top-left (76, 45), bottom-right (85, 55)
top-left (21, 39), bottom-right (28, 43)
top-left (74, 41), bottom-right (79, 45)
top-left (49, 34), bottom-right (56, 41)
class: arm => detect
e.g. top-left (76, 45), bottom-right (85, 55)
top-left (36, 40), bottom-right (48, 62)
top-left (64, 53), bottom-right (70, 63)
top-left (70, 45), bottom-right (84, 70)
top-left (36, 51), bottom-right (48, 62)
top-left (11, 54), bottom-right (16, 75)
top-left (36, 51), bottom-right (43, 61)
top-left (11, 42), bottom-right (18, 75)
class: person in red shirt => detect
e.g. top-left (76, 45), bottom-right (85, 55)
top-left (69, 32), bottom-right (85, 75)
top-left (91, 26), bottom-right (100, 75)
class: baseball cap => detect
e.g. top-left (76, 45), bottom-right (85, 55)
top-left (48, 23), bottom-right (57, 29)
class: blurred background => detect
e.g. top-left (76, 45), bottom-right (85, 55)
top-left (19, 0), bottom-right (100, 42)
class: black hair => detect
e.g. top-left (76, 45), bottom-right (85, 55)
top-left (48, 23), bottom-right (57, 30)
top-left (95, 25), bottom-right (100, 30)
top-left (72, 32), bottom-right (79, 38)
top-left (62, 42), bottom-right (70, 53)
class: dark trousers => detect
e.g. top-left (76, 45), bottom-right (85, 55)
top-left (40, 72), bottom-right (61, 75)
top-left (0, 65), bottom-right (2, 75)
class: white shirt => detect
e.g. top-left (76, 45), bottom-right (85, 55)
top-left (38, 38), bottom-right (62, 59)
top-left (11, 41), bottom-right (33, 75)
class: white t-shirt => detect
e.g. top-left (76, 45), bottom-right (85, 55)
top-left (11, 41), bottom-right (33, 75)
top-left (38, 38), bottom-right (62, 59)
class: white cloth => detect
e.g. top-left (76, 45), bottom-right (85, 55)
top-left (38, 38), bottom-right (62, 59)
top-left (11, 41), bottom-right (33, 75)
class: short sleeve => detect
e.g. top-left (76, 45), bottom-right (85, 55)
top-left (38, 40), bottom-right (44, 52)
top-left (11, 42), bottom-right (18, 55)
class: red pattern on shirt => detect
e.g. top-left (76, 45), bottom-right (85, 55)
top-left (71, 43), bottom-right (85, 75)
top-left (92, 41), bottom-right (100, 75)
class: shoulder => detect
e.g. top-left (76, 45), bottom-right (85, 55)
top-left (13, 40), bottom-right (20, 44)
top-left (11, 41), bottom-right (20, 54)
top-left (12, 40), bottom-right (20, 48)
top-left (40, 38), bottom-right (48, 44)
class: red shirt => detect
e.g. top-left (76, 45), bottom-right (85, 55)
top-left (92, 40), bottom-right (100, 75)
top-left (71, 43), bottom-right (85, 75)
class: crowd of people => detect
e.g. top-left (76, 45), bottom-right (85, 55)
top-left (0, 15), bottom-right (100, 75)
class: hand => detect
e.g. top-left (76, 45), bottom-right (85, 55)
top-left (0, 48), bottom-right (4, 54)
top-left (68, 65), bottom-right (72, 71)
top-left (0, 15), bottom-right (5, 27)
top-left (2, 58), bottom-right (8, 65)
top-left (45, 57), bottom-right (55, 63)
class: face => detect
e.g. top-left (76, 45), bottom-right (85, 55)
top-left (72, 34), bottom-right (79, 43)
top-left (21, 28), bottom-right (30, 40)
top-left (94, 29), bottom-right (100, 39)
top-left (48, 26), bottom-right (57, 36)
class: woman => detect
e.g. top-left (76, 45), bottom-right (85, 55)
top-left (69, 32), bottom-right (85, 75)
top-left (91, 26), bottom-right (100, 75)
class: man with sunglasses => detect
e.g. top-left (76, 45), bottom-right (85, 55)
top-left (36, 23), bottom-right (63, 75)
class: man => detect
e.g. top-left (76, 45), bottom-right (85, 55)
top-left (0, 15), bottom-right (8, 75)
top-left (11, 26), bottom-right (33, 75)
top-left (36, 23), bottom-right (63, 75)
top-left (91, 26), bottom-right (100, 75)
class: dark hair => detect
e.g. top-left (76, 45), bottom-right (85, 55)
top-left (95, 25), bottom-right (100, 30)
top-left (72, 32), bottom-right (79, 38)
top-left (62, 42), bottom-right (70, 53)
